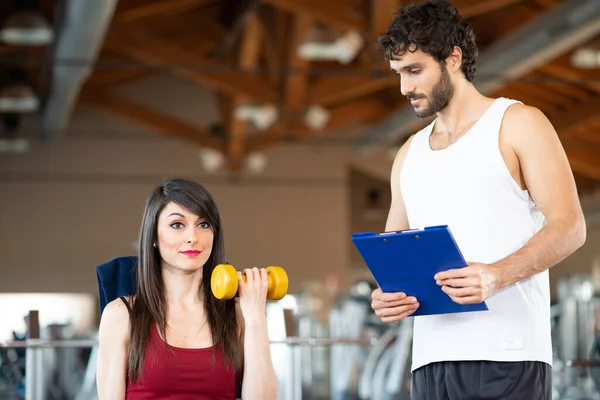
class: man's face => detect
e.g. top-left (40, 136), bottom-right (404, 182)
top-left (389, 48), bottom-right (454, 118)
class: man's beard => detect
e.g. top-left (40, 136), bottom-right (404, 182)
top-left (409, 64), bottom-right (454, 118)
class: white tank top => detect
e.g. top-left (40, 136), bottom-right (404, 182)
top-left (400, 97), bottom-right (552, 371)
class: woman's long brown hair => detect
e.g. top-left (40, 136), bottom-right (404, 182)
top-left (127, 178), bottom-right (241, 382)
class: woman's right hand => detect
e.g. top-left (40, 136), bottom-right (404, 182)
top-left (371, 288), bottom-right (419, 323)
top-left (237, 268), bottom-right (269, 325)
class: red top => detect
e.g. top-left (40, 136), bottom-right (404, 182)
top-left (126, 323), bottom-right (239, 400)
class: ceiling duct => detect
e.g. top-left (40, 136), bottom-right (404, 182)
top-left (40, 0), bottom-right (118, 143)
top-left (352, 0), bottom-right (600, 154)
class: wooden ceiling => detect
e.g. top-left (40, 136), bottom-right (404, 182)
top-left (1, 0), bottom-right (599, 195)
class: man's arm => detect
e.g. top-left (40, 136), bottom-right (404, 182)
top-left (384, 136), bottom-right (413, 233)
top-left (371, 136), bottom-right (420, 323)
top-left (436, 104), bottom-right (586, 303)
top-left (489, 104), bottom-right (586, 289)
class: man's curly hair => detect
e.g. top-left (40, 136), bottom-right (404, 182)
top-left (377, 0), bottom-right (478, 82)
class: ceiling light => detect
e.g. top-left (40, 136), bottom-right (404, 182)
top-left (298, 29), bottom-right (364, 65)
top-left (0, 10), bottom-right (54, 46)
top-left (571, 47), bottom-right (600, 69)
top-left (234, 105), bottom-right (278, 130)
top-left (198, 149), bottom-right (224, 172)
top-left (0, 138), bottom-right (29, 154)
top-left (304, 105), bottom-right (330, 131)
top-left (245, 152), bottom-right (268, 174)
top-left (0, 84), bottom-right (39, 113)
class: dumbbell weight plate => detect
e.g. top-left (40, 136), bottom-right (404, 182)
top-left (211, 264), bottom-right (238, 300)
top-left (266, 266), bottom-right (288, 301)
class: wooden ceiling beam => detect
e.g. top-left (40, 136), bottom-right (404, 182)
top-left (532, 0), bottom-right (562, 9)
top-left (262, 0), bottom-right (366, 31)
top-left (503, 81), bottom-right (577, 109)
top-left (526, 72), bottom-right (594, 103)
top-left (258, 7), bottom-right (287, 87)
top-left (80, 89), bottom-right (223, 151)
top-left (248, 96), bottom-right (391, 151)
top-left (309, 75), bottom-right (397, 107)
top-left (226, 13), bottom-right (264, 172)
top-left (86, 68), bottom-right (155, 87)
top-left (493, 87), bottom-right (563, 116)
top-left (570, 126), bottom-right (600, 145)
top-left (285, 15), bottom-right (313, 110)
top-left (564, 146), bottom-right (600, 181)
top-left (550, 96), bottom-right (600, 181)
top-left (303, 96), bottom-right (391, 133)
top-left (537, 58), bottom-right (600, 93)
top-left (551, 95), bottom-right (600, 137)
top-left (114, 0), bottom-right (209, 23)
top-left (284, 15), bottom-right (315, 139)
top-left (370, 0), bottom-right (399, 70)
top-left (453, 0), bottom-right (526, 18)
top-left (103, 26), bottom-right (279, 104)
top-left (386, 0), bottom-right (526, 19)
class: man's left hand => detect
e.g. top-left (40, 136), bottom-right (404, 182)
top-left (434, 262), bottom-right (499, 304)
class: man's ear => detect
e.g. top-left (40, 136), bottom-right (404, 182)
top-left (446, 46), bottom-right (463, 73)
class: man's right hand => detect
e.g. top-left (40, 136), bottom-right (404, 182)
top-left (371, 288), bottom-right (419, 323)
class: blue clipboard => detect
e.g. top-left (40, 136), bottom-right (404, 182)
top-left (352, 225), bottom-right (488, 317)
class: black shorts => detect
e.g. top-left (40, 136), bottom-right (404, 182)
top-left (411, 360), bottom-right (552, 400)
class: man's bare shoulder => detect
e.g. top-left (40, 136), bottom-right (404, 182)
top-left (501, 102), bottom-right (556, 148)
top-left (393, 134), bottom-right (417, 163)
top-left (503, 103), bottom-right (551, 132)
top-left (504, 102), bottom-right (546, 119)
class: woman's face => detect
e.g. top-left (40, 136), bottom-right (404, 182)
top-left (155, 201), bottom-right (214, 273)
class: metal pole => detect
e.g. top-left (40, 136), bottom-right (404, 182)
top-left (292, 345), bottom-right (302, 400)
top-left (25, 310), bottom-right (45, 400)
top-left (1, 339), bottom-right (98, 349)
top-left (2, 337), bottom-right (376, 349)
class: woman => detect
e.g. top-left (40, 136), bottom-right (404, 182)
top-left (96, 178), bottom-right (278, 399)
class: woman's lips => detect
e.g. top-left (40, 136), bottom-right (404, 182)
top-left (181, 250), bottom-right (201, 257)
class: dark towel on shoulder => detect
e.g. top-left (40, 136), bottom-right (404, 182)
top-left (95, 256), bottom-right (138, 315)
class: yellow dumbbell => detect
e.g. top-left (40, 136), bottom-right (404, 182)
top-left (211, 263), bottom-right (289, 301)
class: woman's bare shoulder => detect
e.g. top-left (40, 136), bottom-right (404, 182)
top-left (99, 297), bottom-right (134, 342)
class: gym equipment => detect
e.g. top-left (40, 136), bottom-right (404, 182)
top-left (589, 335), bottom-right (600, 394)
top-left (211, 263), bottom-right (289, 300)
top-left (329, 292), bottom-right (371, 400)
top-left (552, 274), bottom-right (600, 400)
top-left (358, 320), bottom-right (412, 400)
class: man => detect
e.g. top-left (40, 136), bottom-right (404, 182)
top-left (370, 1), bottom-right (587, 399)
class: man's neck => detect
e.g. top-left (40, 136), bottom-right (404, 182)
top-left (435, 82), bottom-right (490, 137)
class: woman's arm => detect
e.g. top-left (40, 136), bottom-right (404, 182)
top-left (237, 268), bottom-right (278, 400)
top-left (96, 298), bottom-right (130, 400)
